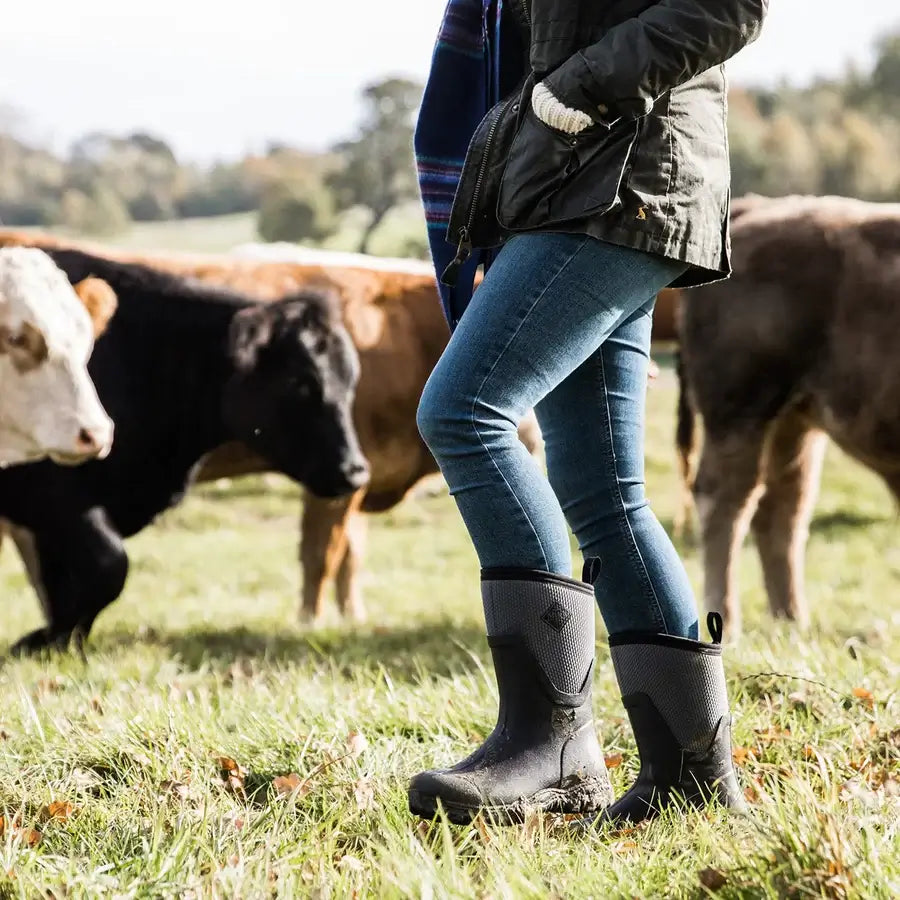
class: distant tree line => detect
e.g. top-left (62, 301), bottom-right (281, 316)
top-left (1, 32), bottom-right (898, 252)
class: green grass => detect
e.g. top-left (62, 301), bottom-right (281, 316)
top-left (26, 204), bottom-right (428, 257)
top-left (0, 359), bottom-right (897, 898)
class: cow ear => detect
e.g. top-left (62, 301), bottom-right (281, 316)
top-left (74, 277), bottom-right (118, 338)
top-left (229, 306), bottom-right (271, 370)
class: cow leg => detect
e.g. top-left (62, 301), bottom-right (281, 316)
top-left (7, 524), bottom-right (51, 618)
top-left (299, 488), bottom-right (364, 623)
top-left (335, 511), bottom-right (368, 623)
top-left (751, 415), bottom-right (827, 629)
top-left (693, 430), bottom-right (769, 639)
top-left (9, 508), bottom-right (128, 655)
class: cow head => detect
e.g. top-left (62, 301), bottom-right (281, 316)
top-left (0, 248), bottom-right (116, 467)
top-left (222, 290), bottom-right (369, 498)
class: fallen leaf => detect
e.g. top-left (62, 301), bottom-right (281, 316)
top-left (42, 801), bottom-right (75, 823)
top-left (732, 747), bottom-right (750, 766)
top-left (216, 756), bottom-right (246, 777)
top-left (273, 773), bottom-right (310, 798)
top-left (611, 841), bottom-right (638, 854)
top-left (223, 811), bottom-right (245, 830)
top-left (226, 853), bottom-right (240, 868)
top-left (604, 754), bottom-right (624, 769)
top-left (159, 780), bottom-right (191, 802)
top-left (0, 818), bottom-right (41, 847)
top-left (754, 725), bottom-right (791, 743)
top-left (90, 697), bottom-right (104, 715)
top-left (353, 776), bottom-right (375, 811)
top-left (35, 676), bottom-right (66, 698)
top-left (699, 867), bottom-right (728, 891)
top-left (852, 687), bottom-right (874, 708)
top-left (803, 745), bottom-right (817, 760)
top-left (20, 828), bottom-right (41, 848)
top-left (0, 729), bottom-right (10, 741)
top-left (346, 731), bottom-right (368, 760)
top-left (226, 774), bottom-right (246, 798)
top-left (216, 755), bottom-right (247, 796)
top-left (743, 784), bottom-right (759, 803)
top-left (473, 814), bottom-right (492, 845)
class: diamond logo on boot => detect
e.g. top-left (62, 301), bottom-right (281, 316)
top-left (541, 601), bottom-right (572, 632)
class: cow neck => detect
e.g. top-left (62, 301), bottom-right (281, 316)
top-left (117, 291), bottom-right (245, 468)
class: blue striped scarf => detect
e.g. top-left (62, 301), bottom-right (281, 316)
top-left (415, 0), bottom-right (501, 327)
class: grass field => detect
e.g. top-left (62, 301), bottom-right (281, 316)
top-left (27, 204), bottom-right (429, 258)
top-left (0, 360), bottom-right (897, 898)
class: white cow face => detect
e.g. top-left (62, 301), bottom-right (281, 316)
top-left (0, 248), bottom-right (116, 466)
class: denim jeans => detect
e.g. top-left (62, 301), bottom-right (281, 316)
top-left (417, 233), bottom-right (698, 638)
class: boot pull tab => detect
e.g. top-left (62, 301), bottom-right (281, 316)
top-left (707, 612), bottom-right (724, 644)
top-left (582, 557), bottom-right (602, 586)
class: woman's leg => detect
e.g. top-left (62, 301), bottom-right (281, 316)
top-left (411, 234), bottom-right (684, 822)
top-left (416, 234), bottom-right (684, 574)
top-left (535, 300), bottom-right (699, 639)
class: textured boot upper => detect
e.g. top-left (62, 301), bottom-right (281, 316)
top-left (610, 638), bottom-right (729, 751)
top-left (481, 570), bottom-right (595, 696)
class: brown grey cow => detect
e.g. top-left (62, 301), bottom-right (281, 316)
top-left (676, 195), bottom-right (900, 636)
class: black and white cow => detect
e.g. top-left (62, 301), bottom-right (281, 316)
top-left (0, 247), bottom-right (369, 653)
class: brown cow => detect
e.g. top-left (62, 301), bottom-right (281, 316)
top-left (675, 195), bottom-right (900, 637)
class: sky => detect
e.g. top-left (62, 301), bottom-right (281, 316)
top-left (1, 0), bottom-right (897, 162)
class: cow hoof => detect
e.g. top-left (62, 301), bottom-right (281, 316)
top-left (298, 609), bottom-right (327, 629)
top-left (344, 607), bottom-right (367, 625)
top-left (9, 627), bottom-right (84, 657)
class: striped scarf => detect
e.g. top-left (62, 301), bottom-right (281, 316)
top-left (415, 0), bottom-right (501, 327)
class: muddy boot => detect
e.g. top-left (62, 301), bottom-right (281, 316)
top-left (601, 611), bottom-right (746, 824)
top-left (408, 568), bottom-right (613, 824)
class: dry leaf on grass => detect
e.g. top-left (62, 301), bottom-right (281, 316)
top-left (353, 776), bottom-right (375, 811)
top-left (852, 687), bottom-right (875, 708)
top-left (273, 773), bottom-right (311, 799)
top-left (0, 817), bottom-right (41, 847)
top-left (732, 746), bottom-right (751, 766)
top-left (34, 676), bottom-right (66, 698)
top-left (473, 814), bottom-right (492, 845)
top-left (0, 729), bottom-right (10, 742)
top-left (604, 754), bottom-right (624, 769)
top-left (611, 840), bottom-right (638, 854)
top-left (90, 697), bottom-right (104, 715)
top-left (41, 801), bottom-right (75, 823)
top-left (699, 867), bottom-right (728, 891)
top-left (346, 731), bottom-right (368, 759)
top-left (159, 780), bottom-right (191, 802)
top-left (216, 755), bottom-right (248, 798)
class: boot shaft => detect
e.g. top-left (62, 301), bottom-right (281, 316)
top-left (482, 567), bottom-right (596, 699)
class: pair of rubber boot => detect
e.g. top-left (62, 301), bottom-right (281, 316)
top-left (408, 563), bottom-right (745, 826)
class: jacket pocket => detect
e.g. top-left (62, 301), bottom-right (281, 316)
top-left (497, 106), bottom-right (640, 232)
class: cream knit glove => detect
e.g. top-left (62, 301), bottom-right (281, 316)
top-left (531, 82), bottom-right (594, 135)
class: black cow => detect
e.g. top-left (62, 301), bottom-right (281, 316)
top-left (0, 248), bottom-right (369, 653)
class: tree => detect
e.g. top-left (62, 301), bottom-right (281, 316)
top-left (327, 77), bottom-right (422, 253)
top-left (257, 179), bottom-right (336, 243)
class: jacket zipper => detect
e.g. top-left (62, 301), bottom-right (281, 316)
top-left (441, 94), bottom-right (517, 286)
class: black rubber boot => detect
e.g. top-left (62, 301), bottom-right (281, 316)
top-left (600, 610), bottom-right (746, 824)
top-left (408, 568), bottom-right (613, 824)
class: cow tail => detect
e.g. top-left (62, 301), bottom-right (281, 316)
top-left (674, 350), bottom-right (697, 538)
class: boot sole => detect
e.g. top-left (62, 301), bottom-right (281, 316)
top-left (408, 777), bottom-right (614, 826)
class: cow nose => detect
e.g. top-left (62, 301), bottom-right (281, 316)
top-left (343, 458), bottom-right (370, 489)
top-left (76, 428), bottom-right (101, 453)
top-left (75, 421), bottom-right (114, 458)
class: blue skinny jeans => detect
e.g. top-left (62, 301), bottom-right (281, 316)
top-left (417, 233), bottom-right (698, 638)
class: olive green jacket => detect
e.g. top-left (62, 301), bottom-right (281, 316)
top-left (447, 0), bottom-right (768, 288)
